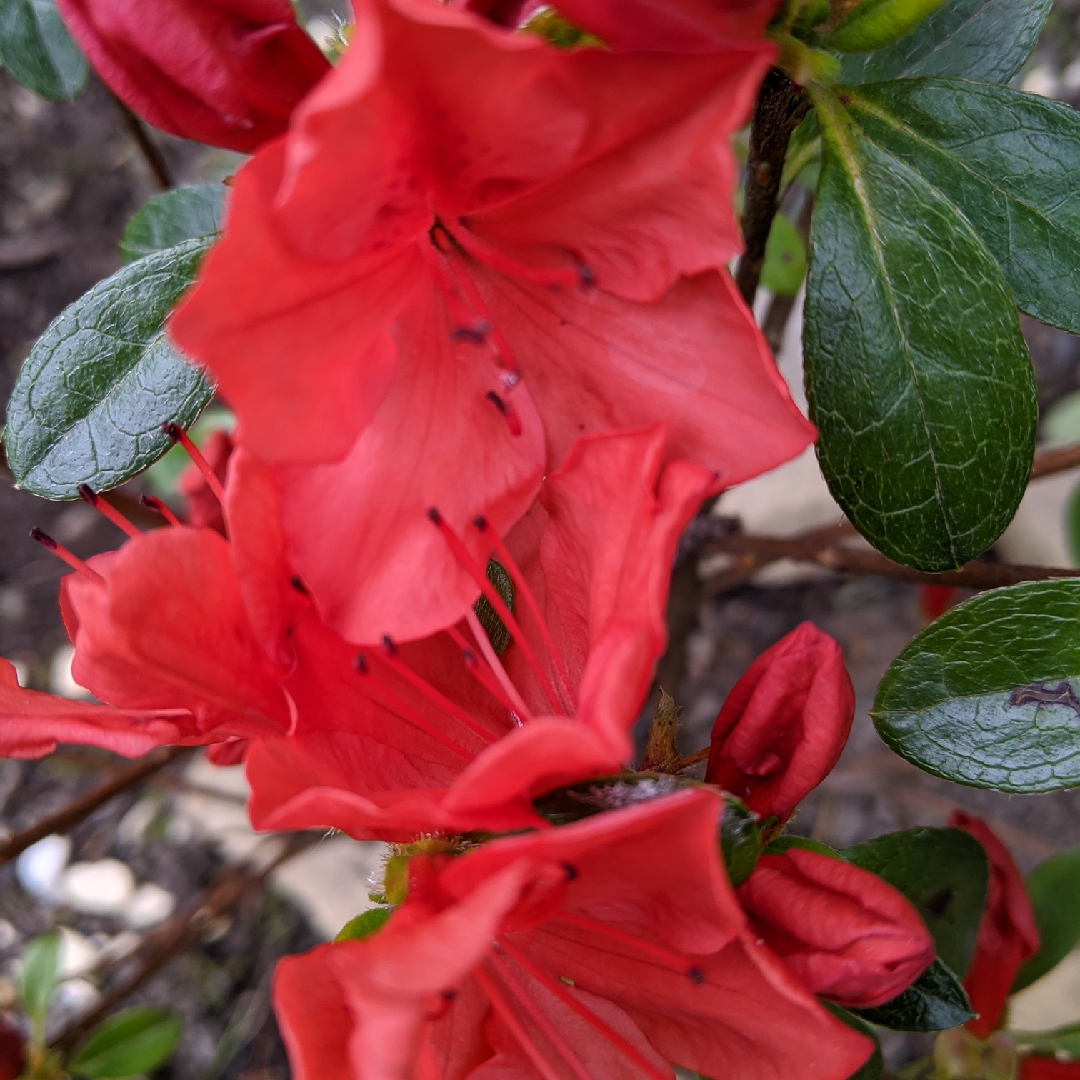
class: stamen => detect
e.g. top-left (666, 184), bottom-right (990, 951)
top-left (443, 218), bottom-right (584, 289)
top-left (554, 912), bottom-right (704, 983)
top-left (30, 528), bottom-right (105, 584)
top-left (472, 966), bottom-right (565, 1080)
top-left (139, 495), bottom-right (182, 527)
top-left (441, 256), bottom-right (523, 382)
top-left (475, 517), bottom-right (574, 710)
top-left (496, 937), bottom-right (673, 1080)
top-left (461, 611), bottom-right (531, 723)
top-left (162, 423), bottom-right (226, 505)
top-left (485, 391), bottom-right (523, 436)
top-left (427, 509), bottom-right (563, 715)
top-left (450, 321), bottom-right (491, 346)
top-left (78, 485), bottom-right (141, 540)
top-left (378, 636), bottom-right (498, 745)
top-left (486, 954), bottom-right (594, 1080)
top-left (447, 623), bottom-right (531, 721)
top-left (353, 653), bottom-right (476, 760)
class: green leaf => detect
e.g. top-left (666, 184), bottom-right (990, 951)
top-left (764, 835), bottom-right (842, 858)
top-left (121, 185), bottom-right (227, 264)
top-left (826, 0), bottom-right (948, 55)
top-left (335, 907), bottom-right (392, 943)
top-left (760, 212), bottom-right (806, 297)
top-left (473, 559), bottom-right (514, 656)
top-left (839, 0), bottom-right (1052, 86)
top-left (873, 579), bottom-right (1080, 793)
top-left (824, 1003), bottom-right (884, 1080)
top-left (1066, 481), bottom-right (1080, 568)
top-left (1013, 1024), bottom-right (1080, 1062)
top-left (1013, 848), bottom-right (1080, 992)
top-left (841, 79), bottom-right (1080, 336)
top-left (4, 237), bottom-right (215, 499)
top-left (20, 930), bottom-right (60, 1023)
top-left (719, 794), bottom-right (760, 887)
top-left (70, 1007), bottom-right (182, 1079)
top-left (850, 959), bottom-right (974, 1031)
top-left (0, 0), bottom-right (87, 102)
top-left (804, 87), bottom-right (1036, 572)
top-left (841, 828), bottom-right (988, 977)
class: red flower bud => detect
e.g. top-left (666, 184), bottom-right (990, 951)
top-left (54, 0), bottom-right (329, 153)
top-left (738, 849), bottom-right (936, 1008)
top-left (949, 812), bottom-right (1040, 1039)
top-left (0, 1017), bottom-right (26, 1080)
top-left (706, 623), bottom-right (854, 822)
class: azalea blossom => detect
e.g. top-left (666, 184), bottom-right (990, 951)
top-left (55, 0), bottom-right (330, 152)
top-left (706, 622), bottom-right (854, 823)
top-left (737, 847), bottom-right (935, 1008)
top-left (275, 790), bottom-right (874, 1080)
top-left (170, 0), bottom-right (814, 644)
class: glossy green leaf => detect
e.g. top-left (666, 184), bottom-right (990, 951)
top-left (825, 1004), bottom-right (884, 1080)
top-left (873, 579), bottom-right (1080, 793)
top-left (1066, 481), bottom-right (1080, 569)
top-left (20, 930), bottom-right (59, 1023)
top-left (842, 79), bottom-right (1080, 335)
top-left (760, 212), bottom-right (806, 297)
top-left (839, 0), bottom-right (1052, 86)
top-left (719, 794), bottom-right (760, 887)
top-left (121, 184), bottom-right (227, 264)
top-left (4, 237), bottom-right (215, 499)
top-left (804, 87), bottom-right (1035, 572)
top-left (335, 907), bottom-right (392, 943)
top-left (851, 959), bottom-right (973, 1031)
top-left (474, 559), bottom-right (514, 656)
top-left (0, 0), bottom-right (86, 102)
top-left (1013, 848), bottom-right (1080, 991)
top-left (842, 827), bottom-right (988, 977)
top-left (764, 834), bottom-right (842, 858)
top-left (1014, 1025), bottom-right (1080, 1062)
top-left (826, 0), bottom-right (948, 55)
top-left (70, 1007), bottom-right (182, 1078)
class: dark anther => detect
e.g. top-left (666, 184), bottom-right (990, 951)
top-left (441, 989), bottom-right (457, 1002)
top-left (472, 516), bottom-right (488, 532)
top-left (923, 888), bottom-right (953, 919)
top-left (687, 966), bottom-right (705, 986)
top-left (562, 862), bottom-right (578, 882)
top-left (462, 648), bottom-right (476, 665)
top-left (162, 422), bottom-right (182, 443)
top-left (285, 625), bottom-right (294, 638)
top-left (354, 653), bottom-right (369, 674)
top-left (578, 263), bottom-right (595, 289)
top-left (76, 483), bottom-right (98, 505)
top-left (486, 391), bottom-right (509, 416)
top-left (29, 527), bottom-right (57, 550)
top-left (382, 634), bottom-right (397, 655)
top-left (451, 322), bottom-right (490, 346)
top-left (140, 495), bottom-right (161, 510)
top-left (289, 576), bottom-right (309, 595)
top-left (427, 507), bottom-right (443, 526)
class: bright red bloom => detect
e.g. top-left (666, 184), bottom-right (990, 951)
top-left (949, 812), bottom-right (1040, 1038)
top-left (737, 848), bottom-right (935, 1008)
top-left (1022, 1059), bottom-right (1080, 1079)
top-left (275, 791), bottom-right (873, 1080)
top-left (170, 0), bottom-right (814, 644)
top-left (55, 0), bottom-right (329, 152)
top-left (705, 622), bottom-right (854, 822)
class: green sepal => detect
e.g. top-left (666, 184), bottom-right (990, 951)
top-left (336, 907), bottom-right (392, 943)
top-left (850, 959), bottom-right (974, 1032)
top-left (825, 0), bottom-right (948, 55)
top-left (719, 794), bottom-right (761, 887)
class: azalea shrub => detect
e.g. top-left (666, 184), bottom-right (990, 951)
top-left (4, 0), bottom-right (1080, 1077)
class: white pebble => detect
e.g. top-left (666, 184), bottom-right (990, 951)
top-left (48, 645), bottom-right (92, 701)
top-left (16, 835), bottom-right (71, 900)
top-left (1022, 65), bottom-right (1060, 99)
top-left (1064, 58), bottom-right (1080, 92)
top-left (97, 932), bottom-right (140, 965)
top-left (59, 860), bottom-right (135, 915)
top-left (124, 884), bottom-right (175, 929)
top-left (57, 928), bottom-right (99, 979)
top-left (0, 920), bottom-right (17, 950)
top-left (53, 978), bottom-right (100, 1016)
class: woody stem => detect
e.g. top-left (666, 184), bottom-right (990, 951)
top-left (111, 94), bottom-right (174, 190)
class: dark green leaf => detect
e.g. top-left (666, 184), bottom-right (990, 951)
top-left (1067, 481), bottom-right (1080, 568)
top-left (1013, 847), bottom-right (1080, 991)
top-left (4, 237), bottom-right (215, 499)
top-left (0, 0), bottom-right (86, 102)
top-left (841, 79), bottom-right (1080, 335)
top-left (851, 959), bottom-right (974, 1031)
top-left (1013, 1024), bottom-right (1080, 1062)
top-left (824, 1003), bottom-right (884, 1080)
top-left (20, 930), bottom-right (59, 1023)
top-left (121, 185), bottom-right (227, 264)
top-left (70, 1007), bottom-right (182, 1079)
top-left (839, 0), bottom-right (1052, 86)
top-left (473, 559), bottom-right (514, 656)
top-left (760, 212), bottom-right (806, 297)
top-left (764, 835), bottom-right (842, 858)
top-left (873, 579), bottom-right (1080, 793)
top-left (335, 907), bottom-right (392, 943)
top-left (804, 87), bottom-right (1036, 571)
top-left (719, 794), bottom-right (760, 887)
top-left (841, 827), bottom-right (988, 976)
top-left (826, 0), bottom-right (948, 55)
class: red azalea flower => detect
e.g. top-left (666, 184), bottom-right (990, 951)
top-left (169, 0), bottom-right (814, 644)
top-left (949, 812), bottom-right (1040, 1039)
top-left (738, 849), bottom-right (935, 1008)
top-left (275, 791), bottom-right (873, 1080)
top-left (705, 622), bottom-right (854, 823)
top-left (1023, 1059), bottom-right (1080, 1079)
top-left (55, 0), bottom-right (329, 152)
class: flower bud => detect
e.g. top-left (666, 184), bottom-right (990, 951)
top-left (738, 849), bottom-right (935, 1008)
top-left (706, 622), bottom-right (854, 823)
top-left (55, 0), bottom-right (329, 152)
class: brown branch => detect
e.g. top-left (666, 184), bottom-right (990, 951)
top-left (735, 68), bottom-right (805, 308)
top-left (111, 95), bottom-right (173, 190)
top-left (1031, 443), bottom-right (1080, 480)
top-left (0, 747), bottom-right (188, 867)
top-left (702, 533), bottom-right (1079, 592)
top-left (673, 746), bottom-right (710, 773)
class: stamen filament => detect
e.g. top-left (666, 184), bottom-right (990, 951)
top-left (497, 936), bottom-right (673, 1080)
top-left (441, 253), bottom-right (523, 380)
top-left (428, 509), bottom-right (563, 715)
top-left (354, 654), bottom-right (475, 760)
top-left (443, 218), bottom-right (584, 289)
top-left (554, 913), bottom-right (704, 982)
top-left (163, 423), bottom-right (226, 505)
top-left (486, 953), bottom-right (594, 1080)
top-left (447, 623), bottom-right (531, 722)
top-left (30, 528), bottom-right (105, 584)
top-left (461, 612), bottom-right (532, 722)
top-left (472, 966), bottom-right (565, 1080)
top-left (139, 495), bottom-right (182, 527)
top-left (77, 485), bottom-right (141, 540)
top-left (378, 637), bottom-right (498, 745)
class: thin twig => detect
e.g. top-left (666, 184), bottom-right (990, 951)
top-left (111, 94), bottom-right (173, 190)
top-left (0, 747), bottom-right (188, 867)
top-left (1031, 443), bottom-right (1080, 480)
top-left (673, 746), bottom-right (710, 773)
